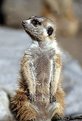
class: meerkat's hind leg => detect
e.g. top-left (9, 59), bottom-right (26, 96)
top-left (10, 90), bottom-right (37, 121)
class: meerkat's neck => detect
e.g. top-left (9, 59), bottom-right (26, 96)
top-left (31, 38), bottom-right (60, 54)
top-left (39, 39), bottom-right (56, 48)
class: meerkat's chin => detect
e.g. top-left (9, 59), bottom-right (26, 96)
top-left (25, 30), bottom-right (42, 42)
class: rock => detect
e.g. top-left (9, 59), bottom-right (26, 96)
top-left (0, 89), bottom-right (14, 121)
top-left (62, 51), bottom-right (82, 115)
top-left (0, 0), bottom-right (5, 25)
top-left (3, 0), bottom-right (41, 27)
top-left (1, 0), bottom-right (80, 32)
top-left (41, 0), bottom-right (79, 36)
top-left (73, 0), bottom-right (82, 30)
top-left (1, 0), bottom-right (82, 36)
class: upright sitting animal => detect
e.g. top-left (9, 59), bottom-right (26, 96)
top-left (10, 16), bottom-right (65, 121)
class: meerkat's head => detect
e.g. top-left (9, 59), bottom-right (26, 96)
top-left (22, 16), bottom-right (56, 41)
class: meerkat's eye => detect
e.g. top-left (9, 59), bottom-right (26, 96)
top-left (31, 19), bottom-right (41, 26)
top-left (47, 27), bottom-right (54, 36)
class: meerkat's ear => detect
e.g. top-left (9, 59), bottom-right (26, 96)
top-left (47, 27), bottom-right (54, 36)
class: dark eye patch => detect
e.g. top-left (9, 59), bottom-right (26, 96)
top-left (31, 19), bottom-right (41, 26)
top-left (47, 27), bottom-right (54, 36)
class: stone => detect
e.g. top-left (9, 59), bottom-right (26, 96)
top-left (1, 0), bottom-right (82, 36)
top-left (0, 89), bottom-right (14, 121)
top-left (3, 0), bottom-right (41, 27)
top-left (41, 0), bottom-right (79, 36)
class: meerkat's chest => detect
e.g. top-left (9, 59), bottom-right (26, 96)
top-left (29, 48), bottom-right (55, 105)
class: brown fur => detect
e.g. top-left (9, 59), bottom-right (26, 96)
top-left (10, 89), bottom-right (37, 121)
top-left (10, 16), bottom-right (65, 121)
top-left (10, 53), bottom-right (65, 121)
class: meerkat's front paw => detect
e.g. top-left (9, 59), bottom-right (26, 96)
top-left (52, 114), bottom-right (64, 121)
top-left (50, 95), bottom-right (56, 103)
top-left (47, 102), bottom-right (60, 119)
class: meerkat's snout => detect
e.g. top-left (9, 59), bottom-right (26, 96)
top-left (22, 20), bottom-right (30, 28)
top-left (22, 20), bottom-right (26, 26)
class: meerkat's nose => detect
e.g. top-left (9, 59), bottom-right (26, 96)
top-left (22, 20), bottom-right (26, 25)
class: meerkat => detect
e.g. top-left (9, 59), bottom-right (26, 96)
top-left (10, 16), bottom-right (65, 121)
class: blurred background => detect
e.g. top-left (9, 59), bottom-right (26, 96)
top-left (0, 0), bottom-right (82, 121)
